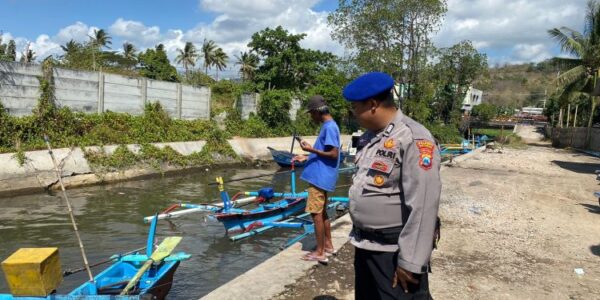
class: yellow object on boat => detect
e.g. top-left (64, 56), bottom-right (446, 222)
top-left (1, 247), bottom-right (62, 296)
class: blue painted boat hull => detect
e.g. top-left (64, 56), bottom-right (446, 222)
top-left (0, 260), bottom-right (180, 300)
top-left (214, 197), bottom-right (306, 233)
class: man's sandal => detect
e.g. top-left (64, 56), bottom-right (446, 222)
top-left (301, 252), bottom-right (329, 264)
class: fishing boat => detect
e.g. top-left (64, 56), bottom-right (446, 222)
top-left (0, 214), bottom-right (190, 300)
top-left (213, 196), bottom-right (306, 233)
top-left (147, 172), bottom-right (309, 234)
top-left (267, 146), bottom-right (347, 168)
top-left (146, 161), bottom-right (309, 233)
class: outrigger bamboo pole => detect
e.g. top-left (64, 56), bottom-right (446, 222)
top-left (44, 135), bottom-right (94, 282)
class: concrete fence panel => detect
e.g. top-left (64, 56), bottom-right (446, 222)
top-left (238, 93), bottom-right (259, 120)
top-left (0, 62), bottom-right (42, 116)
top-left (181, 85), bottom-right (210, 120)
top-left (53, 68), bottom-right (99, 113)
top-left (103, 73), bottom-right (144, 115)
top-left (549, 127), bottom-right (600, 151)
top-left (147, 79), bottom-right (178, 117)
top-left (0, 61), bottom-right (211, 119)
top-left (289, 97), bottom-right (302, 121)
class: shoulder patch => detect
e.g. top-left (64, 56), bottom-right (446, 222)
top-left (416, 140), bottom-right (434, 170)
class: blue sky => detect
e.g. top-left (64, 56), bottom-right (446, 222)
top-left (0, 0), bottom-right (588, 78)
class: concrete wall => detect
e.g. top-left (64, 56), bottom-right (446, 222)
top-left (548, 127), bottom-right (600, 151)
top-left (0, 62), bottom-right (42, 116)
top-left (0, 61), bottom-right (210, 119)
top-left (238, 93), bottom-right (259, 120)
top-left (238, 93), bottom-right (303, 121)
top-left (289, 97), bottom-right (301, 121)
top-left (0, 135), bottom-right (351, 197)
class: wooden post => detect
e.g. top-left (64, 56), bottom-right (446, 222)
top-left (558, 108), bottom-right (563, 128)
top-left (566, 104), bottom-right (571, 128)
top-left (573, 105), bottom-right (578, 128)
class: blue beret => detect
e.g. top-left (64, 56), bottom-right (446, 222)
top-left (343, 72), bottom-right (394, 102)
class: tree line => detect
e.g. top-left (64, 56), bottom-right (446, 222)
top-left (1, 0), bottom-right (496, 142)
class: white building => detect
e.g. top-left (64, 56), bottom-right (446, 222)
top-left (461, 87), bottom-right (483, 111)
top-left (521, 107), bottom-right (544, 115)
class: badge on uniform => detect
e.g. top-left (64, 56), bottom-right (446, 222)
top-left (416, 140), bottom-right (434, 170)
top-left (370, 160), bottom-right (390, 173)
top-left (373, 174), bottom-right (385, 186)
top-left (384, 138), bottom-right (394, 149)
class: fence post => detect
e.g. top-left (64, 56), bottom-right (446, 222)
top-left (97, 72), bottom-right (105, 113)
top-left (207, 86), bottom-right (212, 120)
top-left (141, 77), bottom-right (147, 108)
top-left (176, 83), bottom-right (182, 119)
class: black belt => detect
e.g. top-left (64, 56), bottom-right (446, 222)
top-left (352, 225), bottom-right (403, 245)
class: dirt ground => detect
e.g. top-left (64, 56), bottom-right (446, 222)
top-left (272, 126), bottom-right (600, 300)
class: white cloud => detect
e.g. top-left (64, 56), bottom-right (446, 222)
top-left (30, 34), bottom-right (62, 59)
top-left (109, 18), bottom-right (161, 47)
top-left (512, 43), bottom-right (552, 63)
top-left (434, 0), bottom-right (588, 64)
top-left (200, 0), bottom-right (319, 18)
top-left (3, 0), bottom-right (593, 73)
top-left (56, 22), bottom-right (93, 44)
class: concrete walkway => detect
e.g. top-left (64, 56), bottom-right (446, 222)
top-left (201, 213), bottom-right (354, 300)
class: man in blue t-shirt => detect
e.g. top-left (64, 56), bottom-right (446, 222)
top-left (293, 95), bottom-right (341, 263)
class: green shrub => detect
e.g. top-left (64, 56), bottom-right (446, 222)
top-left (258, 89), bottom-right (292, 129)
top-left (426, 123), bottom-right (463, 144)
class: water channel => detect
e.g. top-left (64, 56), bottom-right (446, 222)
top-left (0, 163), bottom-right (354, 298)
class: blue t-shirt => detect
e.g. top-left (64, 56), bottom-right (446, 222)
top-left (300, 120), bottom-right (341, 192)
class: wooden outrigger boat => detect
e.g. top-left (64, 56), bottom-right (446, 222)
top-left (146, 164), bottom-right (354, 246)
top-left (146, 163), bottom-right (309, 234)
top-left (0, 214), bottom-right (190, 300)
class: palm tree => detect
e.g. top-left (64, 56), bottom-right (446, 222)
top-left (212, 47), bottom-right (228, 81)
top-left (89, 29), bottom-right (112, 70)
top-left (175, 42), bottom-right (198, 78)
top-left (61, 39), bottom-right (80, 54)
top-left (60, 40), bottom-right (80, 65)
top-left (201, 39), bottom-right (217, 75)
top-left (235, 51), bottom-right (259, 81)
top-left (90, 29), bottom-right (112, 49)
top-left (548, 0), bottom-right (600, 129)
top-left (122, 42), bottom-right (137, 60)
top-left (121, 42), bottom-right (137, 70)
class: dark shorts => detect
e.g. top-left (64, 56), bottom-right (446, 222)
top-left (354, 247), bottom-right (432, 300)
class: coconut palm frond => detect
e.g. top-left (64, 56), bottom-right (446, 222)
top-left (556, 75), bottom-right (590, 105)
top-left (548, 27), bottom-right (584, 57)
top-left (554, 65), bottom-right (587, 87)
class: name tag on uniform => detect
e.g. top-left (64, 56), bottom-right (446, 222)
top-left (369, 157), bottom-right (394, 175)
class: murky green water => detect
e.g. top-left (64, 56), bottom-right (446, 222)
top-left (0, 163), bottom-right (353, 298)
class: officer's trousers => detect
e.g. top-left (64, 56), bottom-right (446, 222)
top-left (354, 247), bottom-right (432, 300)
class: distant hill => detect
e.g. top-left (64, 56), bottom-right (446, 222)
top-left (474, 60), bottom-right (558, 108)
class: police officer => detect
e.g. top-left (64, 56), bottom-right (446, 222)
top-left (344, 72), bottom-right (441, 300)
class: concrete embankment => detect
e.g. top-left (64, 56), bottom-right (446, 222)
top-left (0, 135), bottom-right (351, 197)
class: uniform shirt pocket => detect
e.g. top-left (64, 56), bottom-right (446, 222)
top-left (362, 157), bottom-right (398, 194)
